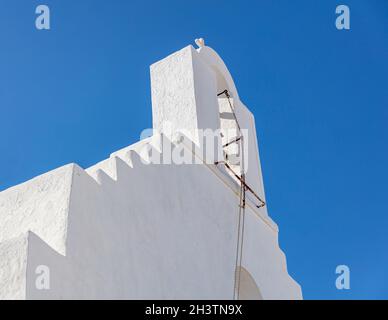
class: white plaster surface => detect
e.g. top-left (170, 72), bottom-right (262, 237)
top-left (0, 43), bottom-right (302, 300)
top-left (0, 164), bottom-right (73, 255)
top-left (0, 233), bottom-right (29, 299)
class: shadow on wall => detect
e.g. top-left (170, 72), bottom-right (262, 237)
top-left (212, 66), bottom-right (232, 96)
top-left (238, 266), bottom-right (263, 300)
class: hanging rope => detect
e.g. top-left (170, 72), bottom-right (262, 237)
top-left (216, 89), bottom-right (265, 300)
top-left (232, 174), bottom-right (243, 300)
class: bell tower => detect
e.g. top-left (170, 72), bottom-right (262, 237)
top-left (150, 40), bottom-right (268, 216)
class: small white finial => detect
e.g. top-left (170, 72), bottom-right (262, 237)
top-left (195, 38), bottom-right (205, 48)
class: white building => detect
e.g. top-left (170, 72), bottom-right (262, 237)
top-left (0, 41), bottom-right (302, 300)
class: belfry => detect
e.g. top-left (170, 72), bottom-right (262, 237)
top-left (0, 40), bottom-right (302, 300)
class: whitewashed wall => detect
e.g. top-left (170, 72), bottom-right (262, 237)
top-left (0, 43), bottom-right (302, 300)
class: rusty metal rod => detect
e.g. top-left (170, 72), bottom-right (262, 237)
top-left (223, 136), bottom-right (241, 148)
top-left (215, 161), bottom-right (266, 208)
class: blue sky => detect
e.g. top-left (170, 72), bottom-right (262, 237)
top-left (1, 0), bottom-right (387, 299)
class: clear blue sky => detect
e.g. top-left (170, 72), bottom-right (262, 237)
top-left (1, 0), bottom-right (387, 299)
